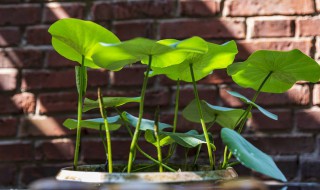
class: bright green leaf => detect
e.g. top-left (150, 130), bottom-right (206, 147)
top-left (63, 115), bottom-right (122, 131)
top-left (48, 18), bottom-right (120, 68)
top-left (145, 130), bottom-right (175, 147)
top-left (228, 49), bottom-right (320, 93)
top-left (83, 97), bottom-right (141, 112)
top-left (227, 91), bottom-right (278, 120)
top-left (122, 112), bottom-right (172, 131)
top-left (150, 41), bottom-right (238, 82)
top-left (183, 99), bottom-right (248, 129)
top-left (221, 128), bottom-right (287, 182)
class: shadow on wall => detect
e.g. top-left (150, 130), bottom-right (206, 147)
top-left (0, 0), bottom-right (319, 187)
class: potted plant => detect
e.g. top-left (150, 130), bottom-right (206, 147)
top-left (48, 18), bottom-right (320, 184)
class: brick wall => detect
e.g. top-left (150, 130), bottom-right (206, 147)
top-left (0, 0), bottom-right (319, 188)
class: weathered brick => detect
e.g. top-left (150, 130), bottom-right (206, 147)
top-left (46, 50), bottom-right (75, 68)
top-left (0, 69), bottom-right (17, 91)
top-left (274, 156), bottom-right (298, 180)
top-left (178, 87), bottom-right (218, 107)
top-left (247, 135), bottom-right (315, 155)
top-left (26, 25), bottom-right (51, 45)
top-left (159, 18), bottom-right (245, 39)
top-left (225, 0), bottom-right (315, 16)
top-left (0, 141), bottom-right (33, 161)
top-left (43, 2), bottom-right (85, 23)
top-left (19, 116), bottom-right (75, 137)
top-left (297, 17), bottom-right (320, 36)
top-left (199, 70), bottom-right (233, 84)
top-left (91, 2), bottom-right (112, 21)
top-left (251, 18), bottom-right (294, 38)
top-left (35, 139), bottom-right (74, 161)
top-left (0, 4), bottom-right (41, 25)
top-left (220, 84), bottom-right (310, 107)
top-left (113, 20), bottom-right (154, 40)
top-left (0, 165), bottom-right (17, 187)
top-left (248, 109), bottom-right (293, 131)
top-left (0, 27), bottom-right (21, 46)
top-left (0, 48), bottom-right (43, 68)
top-left (0, 118), bottom-right (17, 137)
top-left (297, 109), bottom-right (320, 131)
top-left (20, 165), bottom-right (64, 186)
top-left (300, 157), bottom-right (320, 181)
top-left (38, 92), bottom-right (77, 114)
top-left (113, 0), bottom-right (176, 20)
top-left (111, 65), bottom-right (152, 86)
top-left (313, 84), bottom-right (320, 105)
top-left (0, 93), bottom-right (35, 114)
top-left (145, 89), bottom-right (170, 107)
top-left (236, 38), bottom-right (313, 60)
top-left (180, 0), bottom-right (220, 17)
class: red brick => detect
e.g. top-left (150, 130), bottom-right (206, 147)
top-left (300, 157), bottom-right (320, 181)
top-left (297, 17), bottom-right (320, 36)
top-left (26, 25), bottom-right (51, 45)
top-left (220, 84), bottom-right (310, 107)
top-left (199, 69), bottom-right (233, 84)
top-left (251, 19), bottom-right (294, 38)
top-left (112, 65), bottom-right (152, 86)
top-left (91, 2), bottom-right (112, 21)
top-left (144, 89), bottom-right (170, 107)
top-left (180, 0), bottom-right (220, 17)
top-left (178, 87), bottom-right (218, 107)
top-left (0, 118), bottom-right (17, 137)
top-left (273, 156), bottom-right (298, 180)
top-left (43, 2), bottom-right (85, 23)
top-left (297, 109), bottom-right (320, 131)
top-left (0, 141), bottom-right (33, 161)
top-left (35, 139), bottom-right (74, 161)
top-left (0, 165), bottom-right (17, 187)
top-left (0, 93), bottom-right (36, 115)
top-left (159, 18), bottom-right (245, 39)
top-left (20, 165), bottom-right (64, 186)
top-left (0, 4), bottom-right (41, 25)
top-left (247, 135), bottom-right (315, 155)
top-left (82, 139), bottom-right (158, 161)
top-left (113, 0), bottom-right (176, 20)
top-left (19, 116), bottom-right (75, 137)
top-left (38, 92), bottom-right (77, 114)
top-left (0, 48), bottom-right (43, 68)
top-left (46, 50), bottom-right (75, 68)
top-left (0, 27), bottom-right (21, 46)
top-left (225, 0), bottom-right (315, 16)
top-left (236, 39), bottom-right (313, 60)
top-left (0, 69), bottom-right (17, 91)
top-left (113, 20), bottom-right (154, 40)
top-left (313, 84), bottom-right (320, 105)
top-left (248, 109), bottom-right (293, 131)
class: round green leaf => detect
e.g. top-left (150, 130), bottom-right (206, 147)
top-left (83, 97), bottom-right (141, 112)
top-left (63, 115), bottom-right (122, 131)
top-left (145, 129), bottom-right (175, 147)
top-left (122, 112), bottom-right (172, 131)
top-left (150, 41), bottom-right (238, 82)
top-left (48, 18), bottom-right (120, 68)
top-left (228, 49), bottom-right (320, 93)
top-left (182, 99), bottom-right (248, 129)
top-left (221, 128), bottom-right (287, 182)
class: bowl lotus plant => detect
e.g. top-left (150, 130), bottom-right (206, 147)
top-left (48, 18), bottom-right (320, 182)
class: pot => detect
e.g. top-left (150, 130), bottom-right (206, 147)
top-left (56, 164), bottom-right (238, 184)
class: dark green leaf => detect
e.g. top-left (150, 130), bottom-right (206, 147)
top-left (83, 97), bottom-right (141, 112)
top-left (226, 91), bottom-right (278, 120)
top-left (63, 115), bottom-right (122, 131)
top-left (182, 99), bottom-right (248, 129)
top-left (48, 18), bottom-right (120, 68)
top-left (221, 128), bottom-right (287, 182)
top-left (228, 49), bottom-right (320, 93)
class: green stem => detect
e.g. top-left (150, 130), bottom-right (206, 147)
top-left (99, 125), bottom-right (108, 159)
top-left (154, 107), bottom-right (163, 172)
top-left (73, 56), bottom-right (86, 170)
top-left (192, 144), bottom-right (202, 166)
top-left (189, 63), bottom-right (214, 169)
top-left (127, 56), bottom-right (152, 173)
top-left (98, 88), bottom-right (113, 173)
